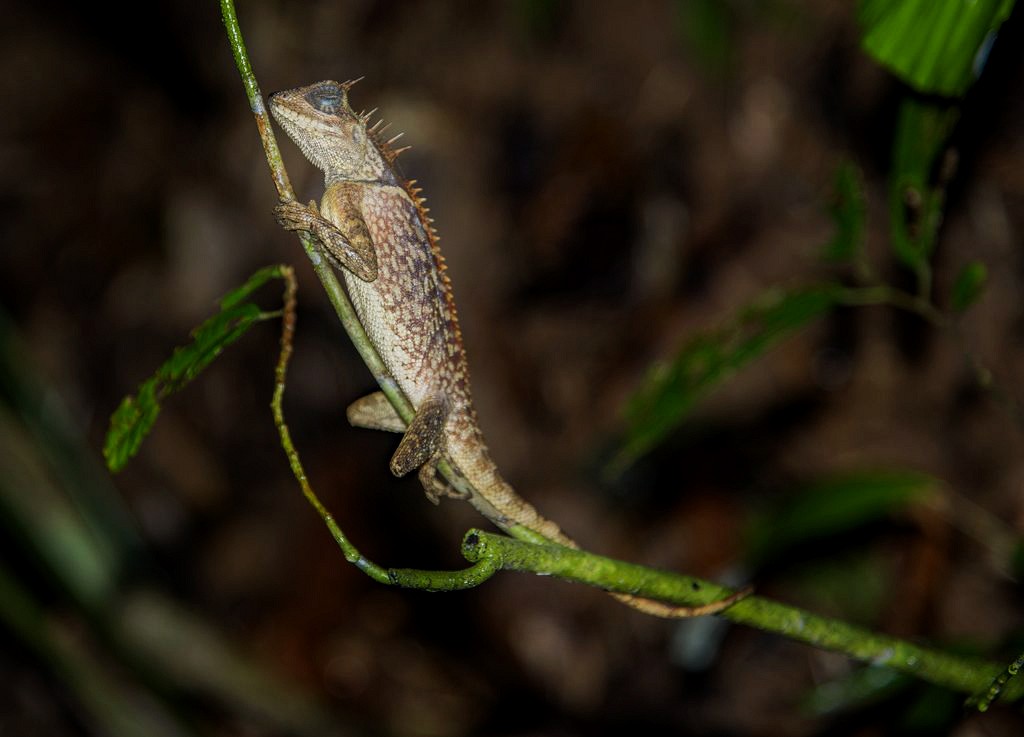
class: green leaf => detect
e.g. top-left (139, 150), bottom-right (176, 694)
top-left (889, 99), bottom-right (959, 273)
top-left (609, 285), bottom-right (841, 473)
top-left (951, 260), bottom-right (988, 312)
top-left (859, 0), bottom-right (1015, 97)
top-left (824, 160), bottom-right (867, 263)
top-left (104, 265), bottom-right (289, 473)
top-left (745, 470), bottom-right (938, 568)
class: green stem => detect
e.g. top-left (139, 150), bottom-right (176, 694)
top-left (836, 283), bottom-right (1024, 427)
top-left (219, 0), bottom-right (406, 409)
top-left (967, 650), bottom-right (1024, 711)
top-left (268, 263), bottom-right (498, 590)
top-left (833, 284), bottom-right (947, 327)
top-left (267, 265), bottom-right (389, 584)
top-left (462, 531), bottom-right (1023, 702)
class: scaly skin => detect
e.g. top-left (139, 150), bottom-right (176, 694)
top-left (270, 79), bottom-right (746, 617)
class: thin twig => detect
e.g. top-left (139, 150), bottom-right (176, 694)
top-left (967, 650), bottom-right (1024, 711)
top-left (268, 263), bottom-right (496, 588)
top-left (836, 283), bottom-right (1024, 426)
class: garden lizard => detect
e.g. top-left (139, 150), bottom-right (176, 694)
top-left (270, 79), bottom-right (746, 617)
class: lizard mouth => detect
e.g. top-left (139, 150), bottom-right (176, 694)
top-left (268, 79), bottom-right (390, 185)
top-left (269, 84), bottom-right (355, 136)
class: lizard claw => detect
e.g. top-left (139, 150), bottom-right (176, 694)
top-left (273, 199), bottom-right (311, 231)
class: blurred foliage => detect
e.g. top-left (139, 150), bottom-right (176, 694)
top-left (744, 470), bottom-right (937, 570)
top-left (104, 265), bottom-right (289, 473)
top-left (951, 260), bottom-right (989, 313)
top-left (615, 0), bottom-right (1005, 469)
top-left (610, 285), bottom-right (842, 473)
top-left (0, 558), bottom-right (192, 737)
top-left (0, 311), bottom-right (130, 610)
top-left (859, 0), bottom-right (1015, 97)
top-left (805, 667), bottom-right (972, 731)
top-left (968, 650), bottom-right (1024, 711)
top-left (783, 548), bottom-right (894, 624)
top-left (0, 307), bottom-right (341, 736)
top-left (823, 160), bottom-right (867, 265)
top-left (803, 666), bottom-right (909, 716)
top-left (888, 99), bottom-right (959, 279)
top-left (675, 0), bottom-right (736, 73)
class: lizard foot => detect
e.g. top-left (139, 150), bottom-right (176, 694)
top-left (273, 198), bottom-right (378, 282)
top-left (418, 462), bottom-right (471, 504)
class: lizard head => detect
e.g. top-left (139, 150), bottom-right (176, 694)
top-left (270, 79), bottom-right (395, 185)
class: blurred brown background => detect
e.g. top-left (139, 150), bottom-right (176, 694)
top-left (2, 1), bottom-right (1023, 735)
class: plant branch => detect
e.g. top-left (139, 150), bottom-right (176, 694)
top-left (459, 531), bottom-right (1024, 702)
top-left (967, 650), bottom-right (1024, 712)
top-left (833, 284), bottom-right (948, 327)
top-left (836, 283), bottom-right (1024, 428)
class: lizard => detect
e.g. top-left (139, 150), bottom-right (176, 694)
top-left (269, 78), bottom-right (748, 618)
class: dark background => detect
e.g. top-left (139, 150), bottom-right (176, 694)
top-left (2, 1), bottom-right (1023, 735)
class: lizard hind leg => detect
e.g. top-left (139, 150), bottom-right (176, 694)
top-left (389, 394), bottom-right (448, 478)
top-left (347, 391), bottom-right (406, 433)
top-left (391, 396), bottom-right (469, 503)
top-left (417, 461), bottom-right (471, 504)
top-left (350, 392), bottom-right (465, 503)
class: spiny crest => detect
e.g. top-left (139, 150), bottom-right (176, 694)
top-left (365, 115), bottom-right (413, 165)
top-left (402, 175), bottom-right (462, 345)
top-left (345, 78), bottom-right (412, 166)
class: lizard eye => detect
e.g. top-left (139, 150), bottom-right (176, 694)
top-left (306, 85), bottom-right (343, 115)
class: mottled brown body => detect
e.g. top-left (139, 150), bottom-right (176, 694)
top-left (270, 80), bottom-right (745, 616)
top-left (271, 80), bottom-right (567, 544)
top-left (321, 178), bottom-right (565, 539)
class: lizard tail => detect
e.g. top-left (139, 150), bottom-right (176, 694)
top-left (444, 428), bottom-right (574, 546)
top-left (446, 429), bottom-right (749, 618)
top-left (610, 590), bottom-right (751, 618)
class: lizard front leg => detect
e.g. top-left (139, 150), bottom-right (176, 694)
top-left (274, 199), bottom-right (378, 282)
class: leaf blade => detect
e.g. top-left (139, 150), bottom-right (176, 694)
top-left (859, 0), bottom-right (1015, 97)
top-left (103, 265), bottom-right (290, 473)
top-left (744, 469), bottom-right (938, 568)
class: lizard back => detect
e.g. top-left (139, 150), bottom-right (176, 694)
top-left (322, 181), bottom-right (469, 412)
